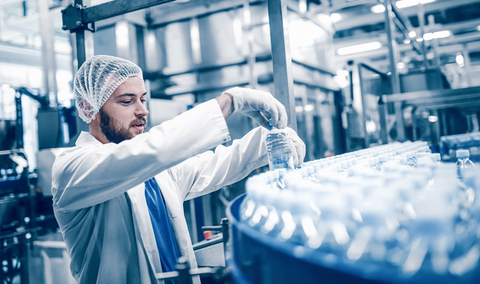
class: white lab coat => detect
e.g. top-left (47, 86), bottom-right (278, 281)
top-left (51, 100), bottom-right (269, 284)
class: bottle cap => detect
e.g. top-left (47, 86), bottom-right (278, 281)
top-left (456, 149), bottom-right (470, 158)
top-left (203, 231), bottom-right (213, 240)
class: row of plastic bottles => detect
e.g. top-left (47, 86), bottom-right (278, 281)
top-left (440, 132), bottom-right (480, 162)
top-left (0, 167), bottom-right (23, 181)
top-left (241, 141), bottom-right (480, 283)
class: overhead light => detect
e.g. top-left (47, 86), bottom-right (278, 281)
top-left (422, 30), bottom-right (451, 41)
top-left (337, 41), bottom-right (382, 55)
top-left (433, 30), bottom-right (451, 39)
top-left (304, 104), bottom-right (314, 112)
top-left (371, 4), bottom-right (385, 13)
top-left (366, 120), bottom-right (377, 133)
top-left (477, 25), bottom-right (480, 31)
top-left (330, 13), bottom-right (341, 23)
top-left (317, 14), bottom-right (332, 26)
top-left (456, 53), bottom-right (464, 67)
top-left (396, 0), bottom-right (419, 9)
top-left (428, 116), bottom-right (438, 123)
top-left (337, 70), bottom-right (349, 77)
top-left (409, 31), bottom-right (416, 38)
top-left (423, 32), bottom-right (434, 41)
top-left (396, 0), bottom-right (436, 9)
top-left (334, 70), bottom-right (349, 88)
top-left (299, 0), bottom-right (307, 14)
top-left (115, 21), bottom-right (129, 48)
top-left (397, 62), bottom-right (406, 69)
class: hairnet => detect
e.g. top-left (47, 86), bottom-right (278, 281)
top-left (74, 55), bottom-right (143, 123)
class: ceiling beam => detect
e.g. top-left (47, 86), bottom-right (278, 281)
top-left (333, 0), bottom-right (480, 31)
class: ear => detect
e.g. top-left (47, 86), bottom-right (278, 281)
top-left (80, 99), bottom-right (95, 122)
top-left (88, 109), bottom-right (104, 141)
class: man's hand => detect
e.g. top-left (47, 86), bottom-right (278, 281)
top-left (221, 87), bottom-right (287, 129)
top-left (285, 127), bottom-right (306, 167)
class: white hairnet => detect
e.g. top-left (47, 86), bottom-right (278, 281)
top-left (74, 55), bottom-right (143, 123)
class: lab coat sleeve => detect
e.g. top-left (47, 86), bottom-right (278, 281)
top-left (52, 100), bottom-right (230, 212)
top-left (168, 126), bottom-right (269, 201)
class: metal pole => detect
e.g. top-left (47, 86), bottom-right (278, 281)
top-left (357, 65), bottom-right (369, 147)
top-left (384, 0), bottom-right (405, 141)
top-left (15, 93), bottom-right (24, 149)
top-left (267, 0), bottom-right (297, 130)
top-left (378, 97), bottom-right (388, 144)
top-left (176, 256), bottom-right (193, 284)
top-left (72, 0), bottom-right (91, 135)
top-left (417, 4), bottom-right (429, 70)
top-left (74, 0), bottom-right (87, 68)
top-left (39, 0), bottom-right (57, 106)
top-left (243, 0), bottom-right (258, 89)
top-left (463, 45), bottom-right (472, 87)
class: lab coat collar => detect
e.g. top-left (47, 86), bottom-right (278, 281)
top-left (76, 131), bottom-right (102, 146)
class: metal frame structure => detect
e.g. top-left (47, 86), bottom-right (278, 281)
top-left (62, 0), bottom-right (174, 67)
top-left (61, 0), bottom-right (298, 129)
top-left (381, 86), bottom-right (480, 144)
top-left (357, 62), bottom-right (391, 146)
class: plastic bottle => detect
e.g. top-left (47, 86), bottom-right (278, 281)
top-left (276, 193), bottom-right (320, 247)
top-left (376, 154), bottom-right (388, 172)
top-left (265, 120), bottom-right (294, 171)
top-left (269, 170), bottom-right (282, 190)
top-left (302, 165), bottom-right (319, 183)
top-left (240, 175), bottom-right (266, 223)
top-left (455, 149), bottom-right (475, 180)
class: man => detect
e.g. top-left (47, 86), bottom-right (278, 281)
top-left (51, 55), bottom-right (305, 284)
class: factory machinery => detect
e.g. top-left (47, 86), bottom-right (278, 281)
top-left (0, 149), bottom-right (35, 284)
top-left (109, 137), bottom-right (480, 284)
top-left (1, 0), bottom-right (480, 283)
top-left (227, 140), bottom-right (480, 284)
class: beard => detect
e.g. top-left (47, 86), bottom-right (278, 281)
top-left (99, 108), bottom-right (146, 144)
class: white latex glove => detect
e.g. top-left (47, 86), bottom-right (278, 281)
top-left (285, 127), bottom-right (306, 167)
top-left (222, 87), bottom-right (287, 129)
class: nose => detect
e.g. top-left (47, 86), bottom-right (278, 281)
top-left (135, 100), bottom-right (149, 117)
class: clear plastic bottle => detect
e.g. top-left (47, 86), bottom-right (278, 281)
top-left (456, 149), bottom-right (475, 180)
top-left (240, 175), bottom-right (266, 223)
top-left (276, 193), bottom-right (320, 247)
top-left (302, 165), bottom-right (320, 183)
top-left (265, 121), bottom-right (294, 171)
top-left (274, 168), bottom-right (287, 190)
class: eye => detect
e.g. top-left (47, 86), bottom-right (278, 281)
top-left (121, 100), bottom-right (133, 105)
top-left (141, 99), bottom-right (147, 104)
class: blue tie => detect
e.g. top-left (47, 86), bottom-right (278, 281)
top-left (144, 178), bottom-right (180, 284)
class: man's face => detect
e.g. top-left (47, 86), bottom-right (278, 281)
top-left (96, 77), bottom-right (148, 144)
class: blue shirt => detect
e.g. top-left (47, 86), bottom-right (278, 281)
top-left (145, 178), bottom-right (180, 284)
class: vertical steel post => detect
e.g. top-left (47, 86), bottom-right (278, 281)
top-left (73, 0), bottom-right (91, 134)
top-left (243, 0), bottom-right (258, 89)
top-left (378, 97), bottom-right (388, 144)
top-left (39, 0), bottom-right (57, 106)
top-left (74, 0), bottom-right (88, 68)
top-left (384, 0), bottom-right (405, 141)
top-left (267, 0), bottom-right (297, 130)
top-left (463, 45), bottom-right (472, 87)
top-left (358, 65), bottom-right (369, 147)
top-left (15, 93), bottom-right (24, 149)
top-left (418, 4), bottom-right (429, 70)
